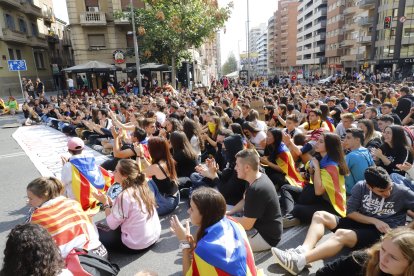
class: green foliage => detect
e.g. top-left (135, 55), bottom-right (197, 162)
top-left (221, 52), bottom-right (238, 76)
top-left (115, 0), bottom-right (233, 67)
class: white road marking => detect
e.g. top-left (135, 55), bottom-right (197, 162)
top-left (0, 152), bottom-right (26, 159)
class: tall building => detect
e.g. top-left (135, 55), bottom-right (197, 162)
top-left (371, 0), bottom-right (414, 76)
top-left (267, 15), bottom-right (276, 75)
top-left (248, 23), bottom-right (266, 77)
top-left (325, 0), bottom-right (344, 75)
top-left (256, 30), bottom-right (267, 77)
top-left (0, 0), bottom-right (53, 97)
top-left (296, 0), bottom-right (328, 77)
top-left (274, 0), bottom-right (299, 74)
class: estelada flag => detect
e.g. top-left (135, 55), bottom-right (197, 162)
top-left (70, 157), bottom-right (113, 215)
top-left (275, 143), bottom-right (304, 187)
top-left (187, 217), bottom-right (260, 276)
top-left (315, 155), bottom-right (347, 217)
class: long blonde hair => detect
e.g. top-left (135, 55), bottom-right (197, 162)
top-left (365, 227), bottom-right (414, 276)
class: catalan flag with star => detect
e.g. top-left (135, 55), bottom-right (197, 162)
top-left (274, 143), bottom-right (304, 187)
top-left (315, 155), bottom-right (347, 217)
top-left (70, 157), bottom-right (113, 215)
top-left (187, 217), bottom-right (261, 276)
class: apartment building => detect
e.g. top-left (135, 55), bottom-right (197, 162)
top-left (267, 15), bottom-right (276, 75)
top-left (274, 0), bottom-right (299, 75)
top-left (247, 24), bottom-right (266, 76)
top-left (0, 0), bottom-right (53, 97)
top-left (296, 0), bottom-right (328, 77)
top-left (371, 0), bottom-right (414, 76)
top-left (256, 30), bottom-right (268, 77)
top-left (325, 0), bottom-right (344, 75)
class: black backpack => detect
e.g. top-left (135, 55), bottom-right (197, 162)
top-left (68, 248), bottom-right (120, 276)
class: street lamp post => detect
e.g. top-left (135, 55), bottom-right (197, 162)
top-left (130, 0), bottom-right (143, 94)
top-left (246, 0), bottom-right (250, 83)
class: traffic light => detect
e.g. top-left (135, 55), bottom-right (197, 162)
top-left (384, 16), bottom-right (391, 29)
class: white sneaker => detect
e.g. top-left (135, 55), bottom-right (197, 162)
top-left (271, 247), bottom-right (305, 275)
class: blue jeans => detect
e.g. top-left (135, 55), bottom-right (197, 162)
top-left (390, 173), bottom-right (414, 192)
top-left (148, 179), bottom-right (179, 216)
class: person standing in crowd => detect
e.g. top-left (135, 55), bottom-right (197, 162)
top-left (227, 149), bottom-right (283, 252)
top-left (35, 78), bottom-right (44, 97)
top-left (395, 86), bottom-right (414, 121)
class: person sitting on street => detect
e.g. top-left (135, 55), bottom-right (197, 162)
top-left (271, 166), bottom-right (414, 275)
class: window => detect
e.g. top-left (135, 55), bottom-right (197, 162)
top-left (18, 19), bottom-right (27, 33)
top-left (16, 49), bottom-right (22, 60)
top-left (5, 14), bottom-right (15, 30)
top-left (34, 52), bottom-right (45, 68)
top-left (31, 23), bottom-right (38, 36)
top-left (88, 34), bottom-right (105, 47)
top-left (8, 49), bottom-right (14, 60)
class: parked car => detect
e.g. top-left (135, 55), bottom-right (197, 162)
top-left (318, 76), bottom-right (332, 84)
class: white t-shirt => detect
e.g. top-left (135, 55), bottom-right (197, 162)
top-left (156, 111), bottom-right (166, 125)
top-left (253, 119), bottom-right (267, 132)
top-left (66, 78), bottom-right (74, 88)
top-left (250, 131), bottom-right (266, 150)
top-left (190, 135), bottom-right (201, 156)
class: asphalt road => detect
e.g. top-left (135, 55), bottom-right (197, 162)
top-left (0, 113), bottom-right (335, 276)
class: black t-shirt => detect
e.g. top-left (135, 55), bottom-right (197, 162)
top-left (244, 173), bottom-right (282, 246)
top-left (331, 106), bottom-right (342, 125)
top-left (173, 151), bottom-right (198, 177)
top-left (379, 143), bottom-right (413, 175)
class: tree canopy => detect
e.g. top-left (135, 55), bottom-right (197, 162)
top-left (222, 52), bottom-right (238, 76)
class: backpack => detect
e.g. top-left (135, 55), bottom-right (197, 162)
top-left (66, 248), bottom-right (120, 276)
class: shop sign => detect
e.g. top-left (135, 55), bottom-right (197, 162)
top-left (379, 58), bottom-right (414, 65)
top-left (113, 50), bottom-right (126, 64)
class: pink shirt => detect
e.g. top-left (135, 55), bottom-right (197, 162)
top-left (106, 187), bottom-right (161, 250)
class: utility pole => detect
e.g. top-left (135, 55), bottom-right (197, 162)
top-left (247, 0), bottom-right (250, 83)
top-left (131, 0), bottom-right (143, 94)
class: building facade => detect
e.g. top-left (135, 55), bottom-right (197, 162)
top-left (267, 15), bottom-right (276, 75)
top-left (296, 0), bottom-right (328, 77)
top-left (0, 0), bottom-right (53, 98)
top-left (274, 0), bottom-right (299, 75)
top-left (325, 0), bottom-right (344, 75)
top-left (256, 29), bottom-right (267, 77)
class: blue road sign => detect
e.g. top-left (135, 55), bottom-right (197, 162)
top-left (8, 60), bottom-right (27, 71)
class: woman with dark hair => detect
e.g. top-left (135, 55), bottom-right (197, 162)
top-left (201, 114), bottom-right (222, 162)
top-left (170, 131), bottom-right (199, 178)
top-left (0, 224), bottom-right (70, 276)
top-left (280, 133), bottom-right (349, 227)
top-left (358, 119), bottom-right (382, 150)
top-left (93, 159), bottom-right (160, 252)
top-left (230, 123), bottom-right (248, 146)
top-left (264, 105), bottom-right (275, 122)
top-left (316, 226), bottom-right (414, 276)
top-left (160, 117), bottom-right (182, 139)
top-left (135, 136), bottom-right (179, 215)
top-left (319, 103), bottom-right (335, 132)
top-left (260, 128), bottom-right (304, 190)
top-left (372, 125), bottom-right (413, 175)
top-left (243, 121), bottom-right (267, 151)
top-left (169, 187), bottom-right (259, 275)
top-left (26, 177), bottom-right (106, 258)
top-left (182, 118), bottom-right (203, 160)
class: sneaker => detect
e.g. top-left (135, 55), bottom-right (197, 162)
top-left (271, 247), bottom-right (304, 275)
top-left (287, 246), bottom-right (312, 268)
top-left (282, 215), bottom-right (301, 229)
top-left (92, 145), bottom-right (103, 151)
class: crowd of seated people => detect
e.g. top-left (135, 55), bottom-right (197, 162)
top-left (3, 79), bottom-right (414, 275)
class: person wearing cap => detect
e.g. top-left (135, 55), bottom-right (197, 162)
top-left (61, 137), bottom-right (112, 215)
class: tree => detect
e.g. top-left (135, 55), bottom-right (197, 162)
top-left (222, 52), bottom-right (237, 76)
top-left (117, 0), bottom-right (232, 88)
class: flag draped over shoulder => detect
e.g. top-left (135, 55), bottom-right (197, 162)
top-left (31, 197), bottom-right (98, 258)
top-left (187, 217), bottom-right (258, 276)
top-left (70, 157), bottom-right (113, 215)
top-left (275, 143), bottom-right (304, 187)
top-left (319, 155), bottom-right (346, 217)
top-left (325, 118), bottom-right (336, 132)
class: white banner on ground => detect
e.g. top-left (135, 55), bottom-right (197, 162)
top-left (12, 125), bottom-right (108, 178)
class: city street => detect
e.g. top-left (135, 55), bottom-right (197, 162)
top-left (0, 114), bottom-right (337, 275)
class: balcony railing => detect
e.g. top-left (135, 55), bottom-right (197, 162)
top-left (0, 0), bottom-right (23, 9)
top-left (80, 12), bottom-right (107, 26)
top-left (28, 33), bottom-right (48, 48)
top-left (357, 16), bottom-right (373, 26)
top-left (23, 0), bottom-right (43, 18)
top-left (1, 28), bottom-right (28, 44)
top-left (114, 12), bottom-right (130, 24)
top-left (343, 6), bottom-right (357, 15)
top-left (358, 36), bottom-right (372, 43)
top-left (358, 0), bottom-right (375, 9)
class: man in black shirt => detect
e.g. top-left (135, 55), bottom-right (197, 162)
top-left (227, 149), bottom-right (282, 252)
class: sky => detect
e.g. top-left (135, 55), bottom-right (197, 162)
top-left (51, 0), bottom-right (278, 65)
top-left (218, 0), bottom-right (278, 65)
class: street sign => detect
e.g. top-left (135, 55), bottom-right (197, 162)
top-left (399, 16), bottom-right (407, 23)
top-left (8, 60), bottom-right (27, 71)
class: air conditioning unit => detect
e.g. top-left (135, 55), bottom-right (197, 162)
top-left (88, 7), bottom-right (99, 12)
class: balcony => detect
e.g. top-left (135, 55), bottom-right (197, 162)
top-left (80, 12), bottom-right (107, 26)
top-left (23, 0), bottom-right (43, 18)
top-left (358, 0), bottom-right (375, 9)
top-left (344, 23), bottom-right (357, 31)
top-left (28, 34), bottom-right (48, 48)
top-left (47, 33), bottom-right (59, 43)
top-left (340, 54), bottom-right (364, 62)
top-left (358, 36), bottom-right (372, 44)
top-left (314, 8), bottom-right (327, 18)
top-left (339, 39), bottom-right (355, 47)
top-left (1, 28), bottom-right (28, 44)
top-left (326, 48), bottom-right (342, 57)
top-left (314, 45), bottom-right (326, 52)
top-left (114, 12), bottom-right (130, 25)
top-left (42, 8), bottom-right (54, 23)
top-left (0, 0), bottom-right (23, 9)
top-left (357, 16), bottom-right (373, 26)
top-left (343, 6), bottom-right (357, 15)
top-left (314, 33), bottom-right (326, 41)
